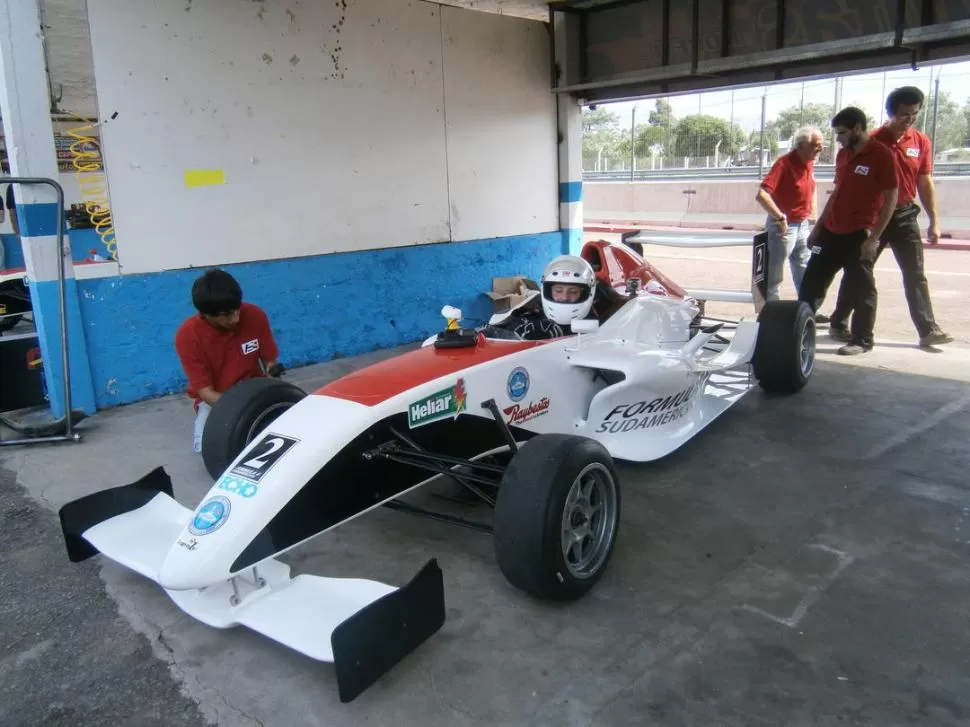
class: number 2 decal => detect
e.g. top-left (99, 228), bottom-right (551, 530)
top-left (230, 433), bottom-right (300, 483)
top-left (241, 437), bottom-right (286, 470)
top-left (752, 240), bottom-right (766, 284)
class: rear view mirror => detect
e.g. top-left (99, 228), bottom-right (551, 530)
top-left (571, 319), bottom-right (600, 334)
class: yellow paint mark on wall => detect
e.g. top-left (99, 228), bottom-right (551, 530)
top-left (184, 169), bottom-right (226, 188)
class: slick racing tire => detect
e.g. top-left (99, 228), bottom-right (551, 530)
top-left (201, 377), bottom-right (307, 480)
top-left (753, 299), bottom-right (815, 394)
top-left (493, 434), bottom-right (621, 601)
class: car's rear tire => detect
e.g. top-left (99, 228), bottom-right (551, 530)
top-left (753, 300), bottom-right (815, 394)
top-left (201, 377), bottom-right (307, 479)
top-left (493, 434), bottom-right (621, 601)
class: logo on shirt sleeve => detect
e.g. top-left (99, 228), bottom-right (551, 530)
top-left (906, 147), bottom-right (920, 158)
top-left (242, 339), bottom-right (260, 355)
top-left (853, 165), bottom-right (870, 176)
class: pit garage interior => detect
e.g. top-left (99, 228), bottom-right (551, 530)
top-left (2, 0), bottom-right (970, 725)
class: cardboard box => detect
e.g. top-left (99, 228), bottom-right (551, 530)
top-left (485, 276), bottom-right (540, 314)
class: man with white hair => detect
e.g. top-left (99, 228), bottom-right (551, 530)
top-left (755, 125), bottom-right (825, 308)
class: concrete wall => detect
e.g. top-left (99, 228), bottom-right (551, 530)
top-left (40, 0), bottom-right (563, 411)
top-left (41, 0), bottom-right (98, 117)
top-left (584, 178), bottom-right (970, 235)
top-left (85, 0), bottom-right (557, 274)
top-left (2, 1), bottom-right (109, 266)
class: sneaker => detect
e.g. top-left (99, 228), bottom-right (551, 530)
top-left (837, 342), bottom-right (872, 356)
top-left (919, 329), bottom-right (954, 347)
top-left (829, 325), bottom-right (852, 342)
top-left (814, 313), bottom-right (831, 324)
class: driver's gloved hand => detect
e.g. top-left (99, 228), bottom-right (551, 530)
top-left (267, 363), bottom-right (285, 378)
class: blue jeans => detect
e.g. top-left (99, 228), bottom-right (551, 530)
top-left (764, 217), bottom-right (811, 301)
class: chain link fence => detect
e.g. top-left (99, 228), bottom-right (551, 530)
top-left (583, 66), bottom-right (970, 178)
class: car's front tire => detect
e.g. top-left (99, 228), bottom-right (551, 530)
top-left (201, 377), bottom-right (307, 479)
top-left (753, 299), bottom-right (815, 394)
top-left (492, 434), bottom-right (621, 601)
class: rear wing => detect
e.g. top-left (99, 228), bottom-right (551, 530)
top-left (620, 229), bottom-right (769, 313)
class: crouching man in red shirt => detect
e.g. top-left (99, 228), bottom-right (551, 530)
top-left (175, 269), bottom-right (282, 453)
top-left (798, 106), bottom-right (898, 355)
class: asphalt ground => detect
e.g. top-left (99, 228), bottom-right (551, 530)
top-left (1, 237), bottom-right (969, 726)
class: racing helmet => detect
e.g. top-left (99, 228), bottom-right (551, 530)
top-left (541, 255), bottom-right (596, 325)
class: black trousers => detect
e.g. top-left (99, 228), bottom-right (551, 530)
top-left (798, 226), bottom-right (876, 348)
top-left (830, 202), bottom-right (938, 337)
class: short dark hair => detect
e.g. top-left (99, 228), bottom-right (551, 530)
top-left (192, 269), bottom-right (242, 316)
top-left (831, 106), bottom-right (867, 131)
top-left (886, 86), bottom-right (924, 116)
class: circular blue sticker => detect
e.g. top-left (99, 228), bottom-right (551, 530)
top-left (507, 367), bottom-right (530, 402)
top-left (188, 496), bottom-right (231, 536)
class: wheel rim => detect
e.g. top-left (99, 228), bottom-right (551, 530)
top-left (245, 402), bottom-right (293, 444)
top-left (800, 318), bottom-right (816, 377)
top-left (560, 462), bottom-right (618, 580)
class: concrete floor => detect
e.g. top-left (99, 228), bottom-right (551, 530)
top-left (2, 244), bottom-right (970, 726)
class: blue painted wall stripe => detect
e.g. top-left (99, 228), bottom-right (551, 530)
top-left (76, 231), bottom-right (563, 409)
top-left (2, 228), bottom-right (110, 269)
top-left (27, 278), bottom-right (97, 416)
top-left (564, 228), bottom-right (584, 256)
top-left (16, 202), bottom-right (60, 238)
top-left (559, 181), bottom-right (583, 204)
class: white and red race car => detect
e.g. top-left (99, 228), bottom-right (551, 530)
top-left (58, 235), bottom-right (814, 702)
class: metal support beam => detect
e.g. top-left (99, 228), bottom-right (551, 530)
top-left (552, 0), bottom-right (970, 102)
top-left (690, 0), bottom-right (700, 73)
top-left (775, 0), bottom-right (786, 50)
top-left (721, 0), bottom-right (730, 57)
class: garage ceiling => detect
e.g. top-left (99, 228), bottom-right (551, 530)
top-left (433, 0), bottom-right (550, 21)
top-left (547, 0), bottom-right (970, 103)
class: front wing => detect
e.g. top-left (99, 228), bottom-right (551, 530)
top-left (58, 466), bottom-right (445, 703)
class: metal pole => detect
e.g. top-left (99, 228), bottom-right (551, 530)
top-left (831, 77), bottom-right (841, 164)
top-left (0, 175), bottom-right (79, 447)
top-left (630, 106), bottom-right (636, 181)
top-left (879, 71), bottom-right (887, 125)
top-left (758, 92), bottom-right (767, 178)
top-left (930, 76), bottom-right (940, 150)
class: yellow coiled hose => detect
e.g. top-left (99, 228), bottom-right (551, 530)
top-left (63, 111), bottom-right (117, 261)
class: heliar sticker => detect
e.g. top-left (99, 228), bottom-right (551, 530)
top-left (408, 378), bottom-right (467, 429)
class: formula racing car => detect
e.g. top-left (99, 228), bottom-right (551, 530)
top-left (57, 235), bottom-right (815, 703)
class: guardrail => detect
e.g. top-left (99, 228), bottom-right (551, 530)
top-left (583, 162), bottom-right (970, 182)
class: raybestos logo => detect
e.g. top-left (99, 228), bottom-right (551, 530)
top-left (408, 378), bottom-right (467, 429)
top-left (504, 397), bottom-right (550, 425)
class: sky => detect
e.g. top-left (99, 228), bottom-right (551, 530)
top-left (596, 59), bottom-right (970, 133)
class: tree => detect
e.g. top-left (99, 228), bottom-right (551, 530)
top-left (648, 99), bottom-right (673, 128)
top-left (672, 115), bottom-right (746, 159)
top-left (582, 106), bottom-right (623, 170)
top-left (582, 106), bottom-right (619, 135)
top-left (769, 102), bottom-right (835, 141)
top-left (962, 98), bottom-right (970, 148)
top-left (614, 124), bottom-right (665, 164)
top-left (748, 129), bottom-right (779, 157)
top-left (920, 91), bottom-right (966, 152)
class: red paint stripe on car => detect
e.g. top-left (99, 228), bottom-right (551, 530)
top-left (315, 336), bottom-right (552, 406)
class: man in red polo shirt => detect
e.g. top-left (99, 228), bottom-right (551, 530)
top-left (756, 125), bottom-right (824, 303)
top-left (175, 269), bottom-right (282, 453)
top-left (798, 106), bottom-right (898, 355)
top-left (826, 86), bottom-right (952, 348)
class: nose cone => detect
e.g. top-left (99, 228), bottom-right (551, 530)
top-left (158, 497), bottom-right (234, 590)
